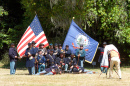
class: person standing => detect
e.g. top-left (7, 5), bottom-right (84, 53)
top-left (75, 44), bottom-right (86, 67)
top-left (9, 43), bottom-right (18, 75)
top-left (31, 41), bottom-right (38, 57)
top-left (25, 43), bottom-right (35, 75)
top-left (31, 41), bottom-right (38, 73)
top-left (98, 42), bottom-right (107, 73)
top-left (101, 44), bottom-right (121, 79)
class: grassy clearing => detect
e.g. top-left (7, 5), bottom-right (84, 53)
top-left (0, 63), bottom-right (130, 86)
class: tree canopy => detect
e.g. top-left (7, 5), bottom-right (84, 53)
top-left (0, 0), bottom-right (130, 63)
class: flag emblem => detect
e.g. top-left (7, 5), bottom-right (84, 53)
top-left (63, 20), bottom-right (99, 63)
top-left (76, 33), bottom-right (90, 47)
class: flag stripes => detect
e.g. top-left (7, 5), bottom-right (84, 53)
top-left (17, 15), bottom-right (49, 57)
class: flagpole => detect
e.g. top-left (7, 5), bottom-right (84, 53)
top-left (35, 11), bottom-right (37, 15)
top-left (73, 17), bottom-right (75, 20)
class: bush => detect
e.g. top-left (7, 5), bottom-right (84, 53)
top-left (1, 51), bottom-right (10, 67)
top-left (1, 50), bottom-right (27, 69)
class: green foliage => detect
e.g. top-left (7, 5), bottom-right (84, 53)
top-left (1, 51), bottom-right (10, 66)
top-left (0, 6), bottom-right (11, 49)
top-left (0, 6), bottom-right (8, 16)
top-left (0, 0), bottom-right (130, 65)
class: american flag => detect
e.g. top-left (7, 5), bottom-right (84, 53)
top-left (17, 15), bottom-right (49, 57)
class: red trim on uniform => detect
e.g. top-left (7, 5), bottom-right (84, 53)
top-left (76, 66), bottom-right (79, 69)
top-left (101, 52), bottom-right (104, 55)
top-left (51, 71), bottom-right (56, 75)
top-left (101, 66), bottom-right (109, 68)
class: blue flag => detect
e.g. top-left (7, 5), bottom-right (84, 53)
top-left (63, 20), bottom-right (99, 63)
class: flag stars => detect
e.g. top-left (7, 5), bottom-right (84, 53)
top-left (30, 16), bottom-right (43, 36)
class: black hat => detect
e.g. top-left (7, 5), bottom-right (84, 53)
top-left (103, 42), bottom-right (107, 45)
top-left (28, 43), bottom-right (32, 46)
top-left (32, 41), bottom-right (36, 44)
top-left (66, 45), bottom-right (69, 47)
top-left (11, 43), bottom-right (15, 46)
top-left (80, 44), bottom-right (83, 47)
top-left (39, 43), bottom-right (44, 46)
top-left (38, 49), bottom-right (42, 52)
top-left (58, 44), bottom-right (62, 46)
top-left (54, 43), bottom-right (58, 46)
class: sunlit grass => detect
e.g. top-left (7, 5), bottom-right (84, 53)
top-left (0, 62), bottom-right (130, 86)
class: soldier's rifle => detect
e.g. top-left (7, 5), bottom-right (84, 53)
top-left (77, 53), bottom-right (79, 65)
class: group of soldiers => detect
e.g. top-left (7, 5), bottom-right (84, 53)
top-left (9, 41), bottom-right (93, 75)
top-left (9, 41), bottom-right (121, 79)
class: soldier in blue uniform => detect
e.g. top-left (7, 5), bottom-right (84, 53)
top-left (57, 44), bottom-right (64, 57)
top-left (46, 49), bottom-right (56, 67)
top-left (71, 63), bottom-right (97, 74)
top-left (37, 50), bottom-right (46, 72)
top-left (55, 52), bottom-right (66, 71)
top-left (31, 41), bottom-right (38, 57)
top-left (64, 45), bottom-right (71, 58)
top-left (9, 43), bottom-right (18, 75)
top-left (75, 44), bottom-right (86, 67)
top-left (36, 64), bottom-right (62, 75)
top-left (98, 42), bottom-right (107, 73)
top-left (38, 43), bottom-right (47, 56)
top-left (53, 43), bottom-right (59, 57)
top-left (63, 45), bottom-right (72, 71)
top-left (70, 53), bottom-right (77, 66)
top-left (47, 43), bottom-right (54, 54)
top-left (31, 41), bottom-right (38, 73)
top-left (25, 43), bottom-right (35, 75)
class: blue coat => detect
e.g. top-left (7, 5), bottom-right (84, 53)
top-left (70, 58), bottom-right (76, 66)
top-left (98, 47), bottom-right (104, 63)
top-left (25, 48), bottom-right (35, 67)
top-left (65, 57), bottom-right (76, 65)
top-left (53, 48), bottom-right (58, 57)
top-left (72, 66), bottom-right (84, 72)
top-left (31, 47), bottom-right (38, 57)
top-left (45, 65), bottom-right (59, 73)
top-left (57, 49), bottom-right (64, 57)
top-left (9, 47), bottom-right (18, 62)
top-left (46, 54), bottom-right (56, 66)
top-left (64, 49), bottom-right (71, 57)
top-left (75, 49), bottom-right (86, 60)
top-left (37, 55), bottom-right (46, 68)
top-left (47, 49), bottom-right (54, 54)
top-left (55, 57), bottom-right (66, 65)
top-left (37, 55), bottom-right (46, 64)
